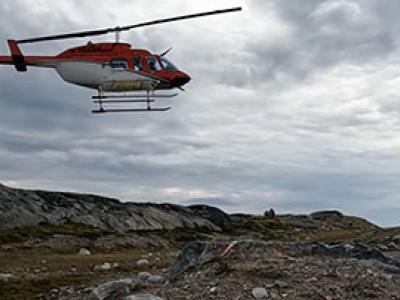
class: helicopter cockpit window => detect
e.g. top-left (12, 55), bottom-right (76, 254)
top-left (147, 56), bottom-right (162, 71)
top-left (160, 58), bottom-right (178, 70)
top-left (133, 57), bottom-right (143, 71)
top-left (110, 59), bottom-right (128, 69)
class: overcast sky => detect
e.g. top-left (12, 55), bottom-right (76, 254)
top-left (1, 0), bottom-right (400, 226)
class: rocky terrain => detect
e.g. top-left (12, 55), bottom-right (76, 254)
top-left (1, 183), bottom-right (400, 299)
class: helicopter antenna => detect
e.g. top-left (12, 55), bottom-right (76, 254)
top-left (16, 7), bottom-right (242, 44)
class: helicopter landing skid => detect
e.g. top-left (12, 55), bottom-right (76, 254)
top-left (92, 107), bottom-right (171, 114)
top-left (91, 90), bottom-right (176, 114)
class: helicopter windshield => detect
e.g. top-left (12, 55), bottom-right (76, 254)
top-left (160, 58), bottom-right (178, 70)
top-left (147, 56), bottom-right (162, 71)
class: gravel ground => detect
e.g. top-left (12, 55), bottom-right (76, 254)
top-left (50, 241), bottom-right (400, 300)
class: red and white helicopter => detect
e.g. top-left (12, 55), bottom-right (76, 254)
top-left (0, 7), bottom-right (241, 113)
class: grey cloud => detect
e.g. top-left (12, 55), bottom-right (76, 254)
top-left (246, 0), bottom-right (400, 82)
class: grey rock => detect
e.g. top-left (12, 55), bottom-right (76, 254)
top-left (311, 242), bottom-right (400, 269)
top-left (0, 273), bottom-right (14, 281)
top-left (167, 240), bottom-right (275, 281)
top-left (0, 184), bottom-right (221, 232)
top-left (264, 283), bottom-right (274, 289)
top-left (23, 235), bottom-right (91, 250)
top-left (147, 275), bottom-right (163, 284)
top-left (274, 280), bottom-right (288, 288)
top-left (125, 294), bottom-right (164, 300)
top-left (94, 235), bottom-right (167, 250)
top-left (166, 241), bottom-right (207, 281)
top-left (88, 278), bottom-right (138, 300)
top-left (279, 216), bottom-right (319, 229)
top-left (377, 244), bottom-right (389, 251)
top-left (381, 263), bottom-right (400, 274)
top-left (187, 204), bottom-right (231, 228)
top-left (78, 248), bottom-right (91, 255)
top-left (392, 235), bottom-right (400, 244)
top-left (138, 272), bottom-right (151, 281)
top-left (388, 242), bottom-right (399, 251)
top-left (310, 210), bottom-right (344, 219)
top-left (252, 287), bottom-right (268, 298)
top-left (94, 262), bottom-right (112, 271)
top-left (136, 259), bottom-right (149, 267)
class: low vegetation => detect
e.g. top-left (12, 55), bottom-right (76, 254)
top-left (0, 221), bottom-right (113, 244)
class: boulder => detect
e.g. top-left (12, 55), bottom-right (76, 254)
top-left (138, 272), bottom-right (151, 281)
top-left (0, 273), bottom-right (14, 281)
top-left (136, 259), bottom-right (149, 267)
top-left (88, 278), bottom-right (137, 300)
top-left (187, 205), bottom-right (230, 228)
top-left (252, 287), bottom-right (268, 298)
top-left (274, 280), bottom-right (288, 288)
top-left (93, 262), bottom-right (112, 271)
top-left (311, 210), bottom-right (344, 219)
top-left (166, 241), bottom-right (207, 281)
top-left (147, 275), bottom-right (163, 284)
top-left (125, 294), bottom-right (164, 300)
top-left (388, 242), bottom-right (399, 251)
top-left (392, 235), bottom-right (400, 244)
top-left (311, 242), bottom-right (400, 269)
top-left (78, 248), bottom-right (91, 255)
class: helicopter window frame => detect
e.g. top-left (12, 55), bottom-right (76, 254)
top-left (160, 58), bottom-right (178, 70)
top-left (132, 56), bottom-right (144, 72)
top-left (110, 58), bottom-right (128, 70)
top-left (147, 56), bottom-right (162, 72)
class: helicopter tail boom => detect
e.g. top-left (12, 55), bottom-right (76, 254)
top-left (0, 56), bottom-right (13, 65)
top-left (1, 40), bottom-right (57, 70)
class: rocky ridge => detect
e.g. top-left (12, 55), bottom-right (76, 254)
top-left (0, 184), bottom-right (220, 232)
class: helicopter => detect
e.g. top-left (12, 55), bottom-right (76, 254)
top-left (0, 7), bottom-right (241, 113)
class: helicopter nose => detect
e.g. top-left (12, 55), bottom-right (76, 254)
top-left (172, 74), bottom-right (191, 87)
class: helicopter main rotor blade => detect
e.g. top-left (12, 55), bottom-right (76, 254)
top-left (119, 7), bottom-right (242, 31)
top-left (17, 28), bottom-right (117, 44)
top-left (16, 7), bottom-right (242, 44)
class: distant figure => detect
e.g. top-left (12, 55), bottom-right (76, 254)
top-left (264, 208), bottom-right (276, 218)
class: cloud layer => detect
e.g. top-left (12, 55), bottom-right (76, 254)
top-left (1, 0), bottom-right (400, 226)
